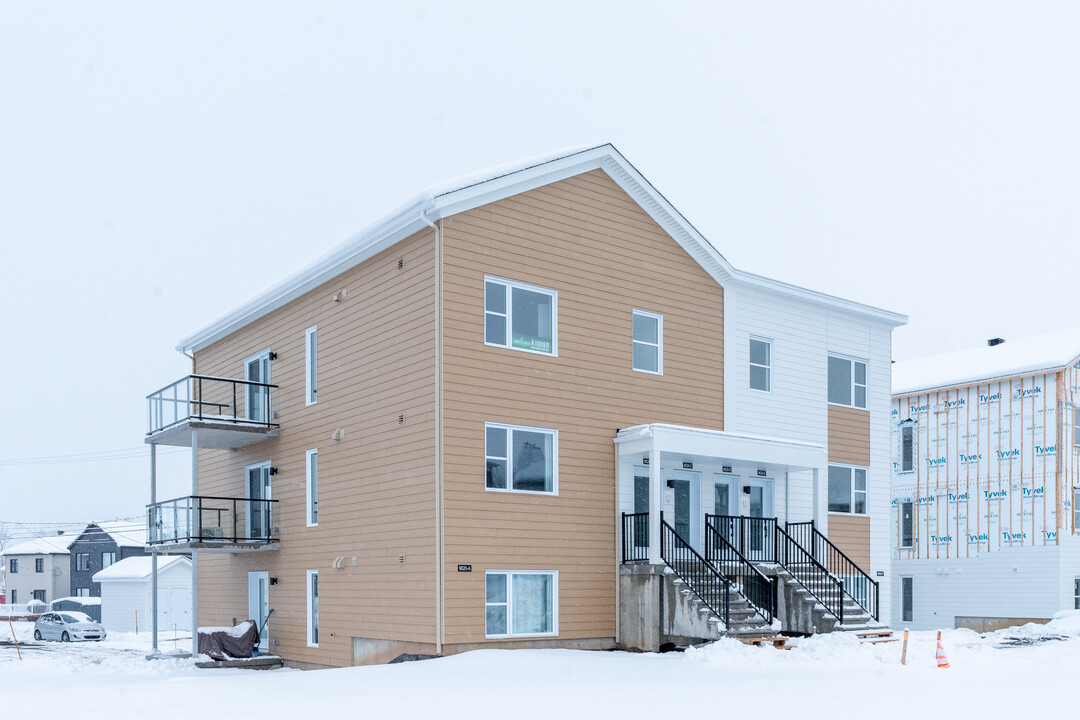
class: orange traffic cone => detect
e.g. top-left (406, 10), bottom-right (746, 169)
top-left (935, 631), bottom-right (950, 668)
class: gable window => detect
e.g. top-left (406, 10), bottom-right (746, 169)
top-left (899, 422), bottom-right (915, 473)
top-left (632, 310), bottom-right (662, 374)
top-left (484, 277), bottom-right (557, 356)
top-left (749, 337), bottom-right (771, 391)
top-left (306, 448), bottom-right (319, 527)
top-left (76, 554), bottom-right (90, 572)
top-left (76, 588), bottom-right (91, 598)
top-left (828, 465), bottom-right (867, 514)
top-left (828, 355), bottom-right (867, 409)
top-left (900, 501), bottom-right (914, 548)
top-left (9, 559), bottom-right (16, 574)
top-left (305, 325), bottom-right (318, 406)
top-left (102, 552), bottom-right (117, 569)
top-left (32, 590), bottom-right (46, 602)
top-left (485, 423), bottom-right (557, 494)
top-left (485, 570), bottom-right (557, 638)
top-left (307, 569), bottom-right (319, 647)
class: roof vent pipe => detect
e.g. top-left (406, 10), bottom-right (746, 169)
top-left (988, 337), bottom-right (1006, 347)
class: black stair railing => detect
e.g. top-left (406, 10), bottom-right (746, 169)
top-left (775, 524), bottom-right (845, 625)
top-left (621, 512), bottom-right (650, 563)
top-left (705, 516), bottom-right (775, 625)
top-left (787, 520), bottom-right (879, 620)
top-left (660, 512), bottom-right (730, 630)
top-left (707, 515), bottom-right (777, 562)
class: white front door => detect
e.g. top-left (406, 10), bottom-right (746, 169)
top-left (245, 351), bottom-right (271, 422)
top-left (248, 571), bottom-right (269, 652)
top-left (246, 462), bottom-right (272, 541)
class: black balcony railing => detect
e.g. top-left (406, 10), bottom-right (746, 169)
top-left (147, 495), bottom-right (279, 545)
top-left (706, 515), bottom-right (777, 562)
top-left (621, 512), bottom-right (650, 563)
top-left (705, 516), bottom-right (775, 625)
top-left (775, 523), bottom-right (844, 624)
top-left (147, 375), bottom-right (278, 435)
top-left (660, 512), bottom-right (730, 629)
top-left (787, 520), bottom-right (879, 620)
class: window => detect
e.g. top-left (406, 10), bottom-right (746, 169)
top-left (901, 577), bottom-right (913, 623)
top-left (1074, 406), bottom-right (1080, 447)
top-left (1074, 578), bottom-right (1080, 610)
top-left (101, 552), bottom-right (116, 569)
top-left (632, 310), bottom-right (662, 374)
top-left (899, 423), bottom-right (915, 473)
top-left (900, 501), bottom-right (914, 548)
top-left (76, 553), bottom-right (90, 572)
top-left (485, 571), bottom-right (557, 638)
top-left (484, 277), bottom-right (557, 356)
top-left (32, 590), bottom-right (46, 602)
top-left (828, 355), bottom-right (867, 408)
top-left (305, 325), bottom-right (318, 405)
top-left (749, 337), bottom-right (771, 391)
top-left (35, 558), bottom-right (44, 573)
top-left (76, 588), bottom-right (91, 598)
top-left (485, 423), bottom-right (557, 494)
top-left (306, 448), bottom-right (319, 527)
top-left (828, 465), bottom-right (867, 514)
top-left (307, 570), bottom-right (319, 647)
top-left (1074, 489), bottom-right (1080, 531)
top-left (8, 559), bottom-right (16, 574)
top-left (9, 589), bottom-right (15, 604)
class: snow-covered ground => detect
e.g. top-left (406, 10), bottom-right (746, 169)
top-left (4, 615), bottom-right (1080, 719)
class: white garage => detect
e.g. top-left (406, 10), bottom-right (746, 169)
top-left (93, 555), bottom-right (191, 634)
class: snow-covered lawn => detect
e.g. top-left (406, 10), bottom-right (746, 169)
top-left (5, 615), bottom-right (1080, 719)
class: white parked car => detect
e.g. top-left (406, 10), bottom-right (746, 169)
top-left (33, 612), bottom-right (106, 642)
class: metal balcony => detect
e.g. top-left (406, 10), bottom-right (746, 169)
top-left (147, 495), bottom-right (280, 553)
top-left (145, 375), bottom-right (280, 449)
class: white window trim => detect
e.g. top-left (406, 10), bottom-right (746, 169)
top-left (306, 448), bottom-right (318, 527)
top-left (898, 421), bottom-right (916, 474)
top-left (1073, 406), bottom-right (1080, 447)
top-left (899, 500), bottom-right (914, 549)
top-left (305, 325), bottom-right (318, 406)
top-left (827, 353), bottom-right (868, 409)
top-left (901, 576), bottom-right (914, 623)
top-left (306, 569), bottom-right (319, 648)
top-left (244, 348), bottom-right (273, 422)
top-left (484, 422), bottom-right (559, 496)
top-left (749, 336), bottom-right (772, 393)
top-left (483, 276), bottom-right (559, 357)
top-left (631, 309), bottom-right (663, 375)
top-left (484, 570), bottom-right (558, 639)
top-left (244, 460), bottom-right (273, 540)
top-left (827, 463), bottom-right (868, 515)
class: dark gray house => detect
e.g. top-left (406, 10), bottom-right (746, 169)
top-left (68, 521), bottom-right (148, 597)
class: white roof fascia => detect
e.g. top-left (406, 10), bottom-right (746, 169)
top-left (733, 269), bottom-right (907, 327)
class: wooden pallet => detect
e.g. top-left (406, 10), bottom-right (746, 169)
top-left (739, 636), bottom-right (792, 649)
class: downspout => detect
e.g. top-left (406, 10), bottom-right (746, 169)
top-left (421, 208), bottom-right (444, 655)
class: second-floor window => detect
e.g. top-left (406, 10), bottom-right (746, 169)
top-left (899, 423), bottom-right (915, 473)
top-left (35, 558), bottom-right (44, 573)
top-left (8, 559), bottom-right (16, 574)
top-left (484, 277), bottom-right (557, 356)
top-left (900, 501), bottom-right (914, 548)
top-left (828, 355), bottom-right (867, 409)
top-left (102, 552), bottom-right (116, 569)
top-left (76, 588), bottom-right (90, 597)
top-left (632, 310), bottom-right (662, 374)
top-left (828, 464), bottom-right (867, 514)
top-left (76, 554), bottom-right (90, 572)
top-left (485, 422), bottom-right (557, 494)
top-left (306, 448), bottom-right (319, 527)
top-left (1074, 406), bottom-right (1080, 447)
top-left (750, 337), bottom-right (771, 391)
top-left (305, 325), bottom-right (318, 405)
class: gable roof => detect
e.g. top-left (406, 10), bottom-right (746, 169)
top-left (177, 144), bottom-right (905, 353)
top-left (893, 327), bottom-right (1080, 395)
top-left (3, 535), bottom-right (73, 557)
top-left (86, 521), bottom-right (146, 548)
top-left (92, 555), bottom-right (189, 582)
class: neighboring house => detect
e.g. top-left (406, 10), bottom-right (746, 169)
top-left (93, 556), bottom-right (191, 633)
top-left (891, 330), bottom-right (1080, 631)
top-left (144, 144), bottom-right (905, 666)
top-left (51, 596), bottom-right (102, 623)
top-left (68, 521), bottom-right (150, 597)
top-left (1, 535), bottom-right (72, 605)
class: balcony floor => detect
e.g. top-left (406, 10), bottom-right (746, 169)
top-left (146, 417), bottom-right (279, 449)
top-left (150, 540), bottom-right (281, 554)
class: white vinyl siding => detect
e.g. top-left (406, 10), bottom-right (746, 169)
top-left (306, 448), bottom-right (318, 527)
top-left (632, 310), bottom-right (662, 374)
top-left (484, 276), bottom-right (557, 356)
top-left (484, 422), bottom-right (558, 495)
top-left (485, 570), bottom-right (557, 638)
top-left (305, 325), bottom-right (318, 405)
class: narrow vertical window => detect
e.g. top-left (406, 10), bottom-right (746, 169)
top-left (901, 577), bottom-right (913, 623)
top-left (853, 468), bottom-right (867, 514)
top-left (632, 310), bottom-right (662, 374)
top-left (1074, 406), bottom-right (1080, 447)
top-left (749, 337), bottom-right (771, 391)
top-left (1075, 578), bottom-right (1080, 610)
top-left (900, 501), bottom-right (914, 548)
top-left (900, 424), bottom-right (915, 473)
top-left (307, 570), bottom-right (319, 647)
top-left (305, 325), bottom-right (318, 405)
top-left (9, 559), bottom-right (16, 574)
top-left (306, 449), bottom-right (318, 527)
top-left (35, 558), bottom-right (44, 573)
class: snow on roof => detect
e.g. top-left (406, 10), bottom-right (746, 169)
top-left (893, 327), bottom-right (1080, 395)
top-left (51, 596), bottom-right (102, 606)
top-left (92, 555), bottom-right (189, 582)
top-left (2, 535), bottom-right (73, 556)
top-left (92, 520), bottom-right (147, 548)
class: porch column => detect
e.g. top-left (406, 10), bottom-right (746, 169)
top-left (191, 428), bottom-right (199, 657)
top-left (648, 441), bottom-right (662, 564)
top-left (150, 443), bottom-right (158, 653)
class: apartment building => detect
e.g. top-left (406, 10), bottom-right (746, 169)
top-left (891, 330), bottom-right (1080, 631)
top-left (144, 145), bottom-right (905, 666)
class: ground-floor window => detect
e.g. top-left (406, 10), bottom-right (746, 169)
top-left (1074, 578), bottom-right (1080, 610)
top-left (901, 577), bottom-right (913, 623)
top-left (307, 570), bottom-right (319, 647)
top-left (485, 571), bottom-right (557, 638)
top-left (76, 588), bottom-right (90, 597)
top-left (32, 590), bottom-right (46, 602)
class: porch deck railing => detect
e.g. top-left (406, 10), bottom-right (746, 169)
top-left (147, 495), bottom-right (279, 545)
top-left (660, 512), bottom-right (730, 629)
top-left (787, 520), bottom-right (879, 620)
top-left (620, 512), bottom-right (649, 563)
top-left (775, 524), bottom-right (845, 624)
top-left (147, 374), bottom-right (278, 435)
top-left (704, 516), bottom-right (775, 625)
top-left (706, 515), bottom-right (777, 562)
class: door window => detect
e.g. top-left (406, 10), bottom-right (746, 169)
top-left (245, 351), bottom-right (271, 422)
top-left (246, 463), bottom-right (272, 540)
top-left (671, 470), bottom-right (699, 547)
top-left (632, 467), bottom-right (649, 549)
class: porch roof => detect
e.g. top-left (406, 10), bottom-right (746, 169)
top-left (614, 424), bottom-right (824, 473)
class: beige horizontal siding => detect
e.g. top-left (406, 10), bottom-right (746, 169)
top-left (828, 404), bottom-right (871, 466)
top-left (826, 513), bottom-right (871, 569)
top-left (441, 169), bottom-right (725, 644)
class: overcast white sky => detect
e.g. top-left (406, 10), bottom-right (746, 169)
top-left (3, 2), bottom-right (1080, 534)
